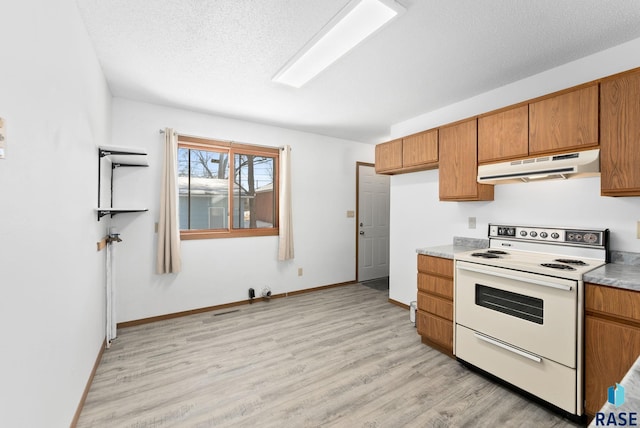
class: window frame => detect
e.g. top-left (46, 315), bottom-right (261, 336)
top-left (178, 135), bottom-right (279, 240)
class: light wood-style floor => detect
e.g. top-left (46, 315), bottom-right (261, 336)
top-left (77, 284), bottom-right (581, 427)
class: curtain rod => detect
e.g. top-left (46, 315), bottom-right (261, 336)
top-left (159, 129), bottom-right (289, 151)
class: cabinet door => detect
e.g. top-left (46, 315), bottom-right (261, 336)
top-left (529, 85), bottom-right (599, 155)
top-left (478, 105), bottom-right (529, 163)
top-left (402, 129), bottom-right (438, 169)
top-left (417, 310), bottom-right (453, 351)
top-left (439, 119), bottom-right (494, 201)
top-left (600, 71), bottom-right (640, 196)
top-left (584, 316), bottom-right (640, 415)
top-left (375, 139), bottom-right (403, 173)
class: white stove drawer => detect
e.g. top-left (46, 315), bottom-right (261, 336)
top-left (456, 324), bottom-right (579, 415)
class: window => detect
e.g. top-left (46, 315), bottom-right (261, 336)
top-left (178, 136), bottom-right (279, 239)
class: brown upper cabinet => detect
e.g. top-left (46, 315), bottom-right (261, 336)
top-left (439, 119), bottom-right (494, 201)
top-left (600, 70), bottom-right (640, 196)
top-left (480, 84), bottom-right (599, 163)
top-left (374, 138), bottom-right (403, 173)
top-left (529, 84), bottom-right (599, 155)
top-left (375, 66), bottom-right (640, 198)
top-left (375, 130), bottom-right (438, 174)
top-left (402, 129), bottom-right (438, 169)
top-left (478, 105), bottom-right (529, 164)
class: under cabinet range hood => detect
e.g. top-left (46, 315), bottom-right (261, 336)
top-left (477, 149), bottom-right (600, 184)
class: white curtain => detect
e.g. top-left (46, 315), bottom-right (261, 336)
top-left (278, 145), bottom-right (294, 260)
top-left (156, 128), bottom-right (182, 273)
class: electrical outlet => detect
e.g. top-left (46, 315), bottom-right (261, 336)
top-left (468, 217), bottom-right (477, 229)
top-left (298, 267), bottom-right (303, 276)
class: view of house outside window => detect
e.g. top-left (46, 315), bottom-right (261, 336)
top-left (177, 137), bottom-right (279, 239)
top-left (233, 153), bottom-right (275, 229)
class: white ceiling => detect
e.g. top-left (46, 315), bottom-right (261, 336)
top-left (76, 0), bottom-right (640, 143)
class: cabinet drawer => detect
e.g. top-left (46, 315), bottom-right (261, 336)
top-left (416, 310), bottom-right (453, 350)
top-left (417, 255), bottom-right (453, 277)
top-left (418, 273), bottom-right (453, 299)
top-left (585, 283), bottom-right (640, 324)
top-left (418, 291), bottom-right (453, 321)
top-left (457, 324), bottom-right (577, 413)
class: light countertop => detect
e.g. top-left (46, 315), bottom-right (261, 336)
top-left (416, 237), bottom-right (488, 260)
top-left (584, 263), bottom-right (640, 292)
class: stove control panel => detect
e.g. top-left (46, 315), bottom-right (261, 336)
top-left (489, 224), bottom-right (607, 247)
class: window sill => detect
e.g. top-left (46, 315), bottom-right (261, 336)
top-left (180, 228), bottom-right (279, 240)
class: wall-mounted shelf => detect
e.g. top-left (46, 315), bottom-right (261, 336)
top-left (96, 208), bottom-right (149, 219)
top-left (97, 146), bottom-right (149, 221)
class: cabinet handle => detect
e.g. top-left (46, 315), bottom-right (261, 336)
top-left (473, 332), bottom-right (542, 363)
top-left (457, 263), bottom-right (572, 291)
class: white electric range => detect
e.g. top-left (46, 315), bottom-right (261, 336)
top-left (454, 224), bottom-right (609, 423)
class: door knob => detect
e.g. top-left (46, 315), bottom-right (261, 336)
top-left (359, 231), bottom-right (365, 235)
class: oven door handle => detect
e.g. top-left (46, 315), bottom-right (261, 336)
top-left (473, 333), bottom-right (542, 363)
top-left (457, 264), bottom-right (573, 291)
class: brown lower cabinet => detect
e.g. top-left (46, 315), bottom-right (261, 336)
top-left (584, 283), bottom-right (640, 416)
top-left (416, 255), bottom-right (454, 356)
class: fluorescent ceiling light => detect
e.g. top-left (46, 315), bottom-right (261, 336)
top-left (273, 0), bottom-right (405, 88)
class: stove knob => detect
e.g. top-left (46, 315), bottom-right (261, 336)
top-left (530, 231), bottom-right (538, 238)
top-left (520, 231), bottom-right (528, 237)
top-left (540, 232), bottom-right (548, 238)
top-left (551, 232), bottom-right (560, 239)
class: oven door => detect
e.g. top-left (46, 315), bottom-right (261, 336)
top-left (455, 260), bottom-right (578, 367)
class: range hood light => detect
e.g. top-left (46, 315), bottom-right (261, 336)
top-left (520, 173), bottom-right (569, 182)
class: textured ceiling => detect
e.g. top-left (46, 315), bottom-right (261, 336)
top-left (76, 0), bottom-right (640, 143)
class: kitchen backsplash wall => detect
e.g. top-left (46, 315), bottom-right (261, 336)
top-left (389, 169), bottom-right (640, 304)
top-left (611, 251), bottom-right (640, 266)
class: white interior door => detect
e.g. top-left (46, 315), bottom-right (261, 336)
top-left (358, 164), bottom-right (390, 282)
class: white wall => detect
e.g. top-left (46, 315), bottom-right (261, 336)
top-left (388, 38), bottom-right (640, 305)
top-left (0, 1), bottom-right (112, 427)
top-left (111, 98), bottom-right (374, 322)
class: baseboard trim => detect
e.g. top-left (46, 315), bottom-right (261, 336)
top-left (388, 298), bottom-right (409, 310)
top-left (118, 280), bottom-right (358, 329)
top-left (70, 338), bottom-right (106, 428)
